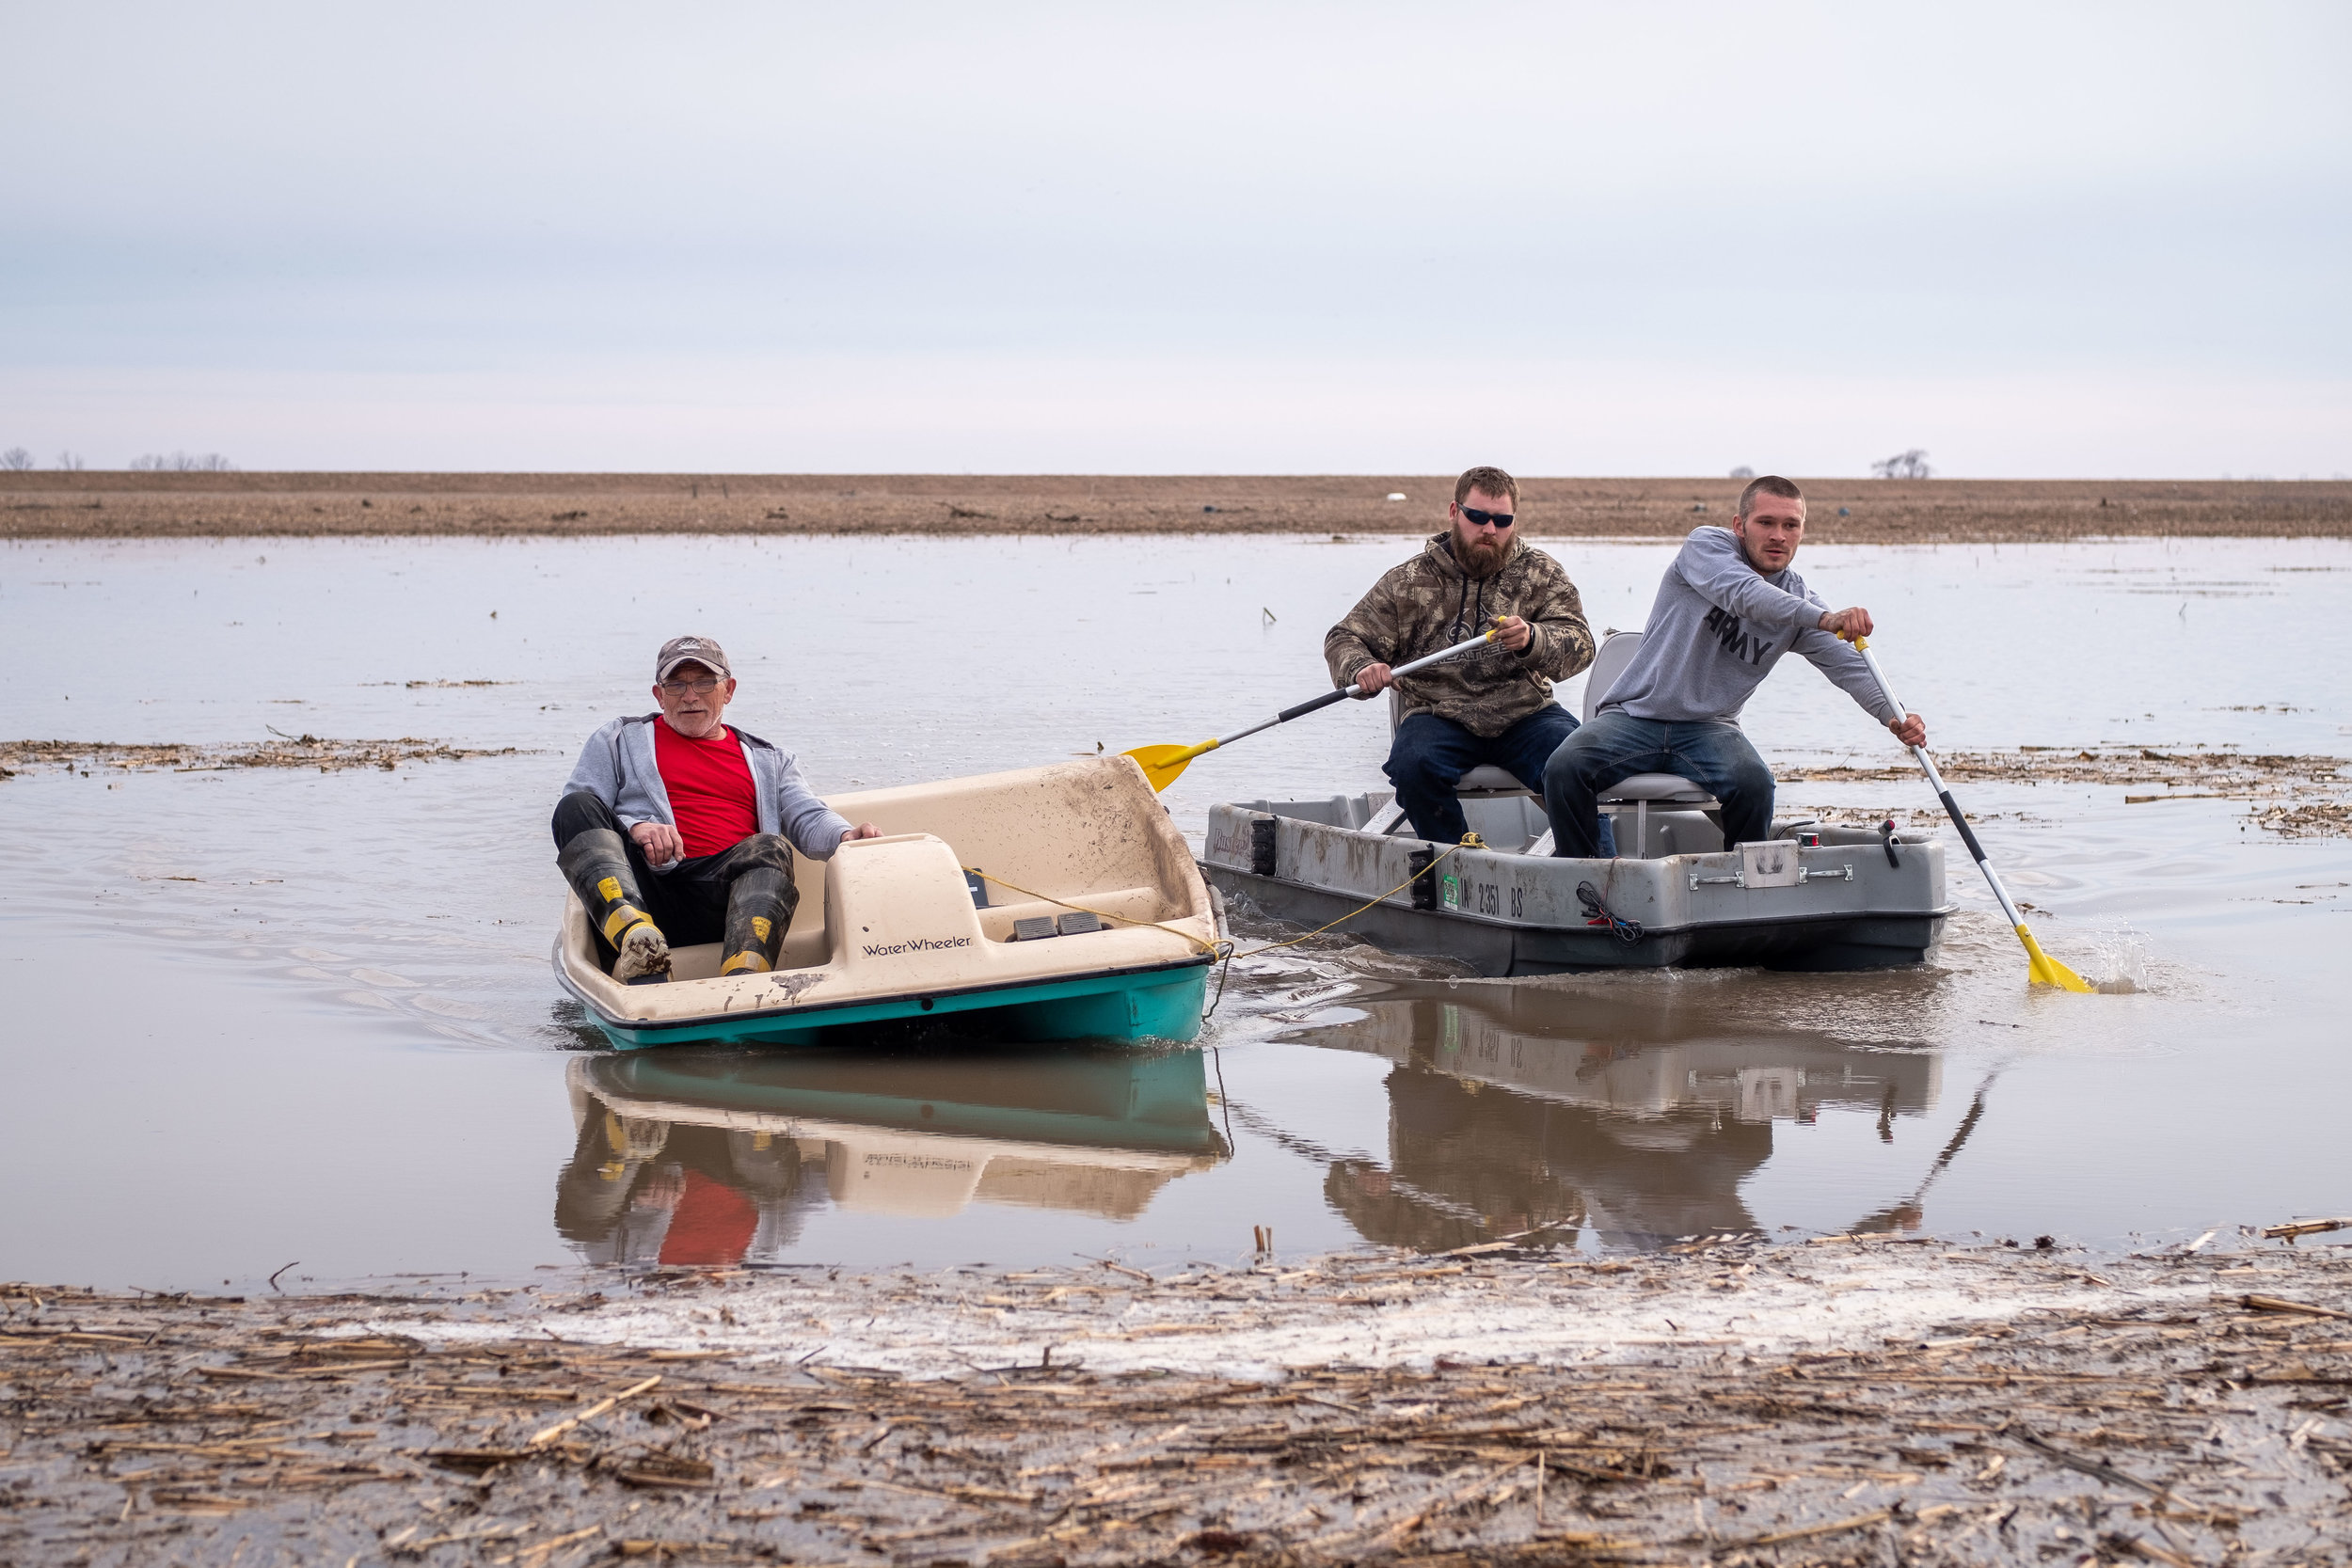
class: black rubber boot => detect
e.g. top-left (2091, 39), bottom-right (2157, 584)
top-left (719, 865), bottom-right (798, 975)
top-left (557, 829), bottom-right (672, 983)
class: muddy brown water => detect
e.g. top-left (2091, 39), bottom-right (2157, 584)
top-left (3, 534), bottom-right (2347, 1290)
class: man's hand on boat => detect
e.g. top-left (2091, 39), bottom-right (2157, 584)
top-left (1352, 616), bottom-right (1531, 698)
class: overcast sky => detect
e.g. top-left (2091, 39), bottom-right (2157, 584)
top-left (4, 1), bottom-right (2345, 475)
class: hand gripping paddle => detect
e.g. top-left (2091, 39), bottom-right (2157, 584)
top-left (1123, 626), bottom-right (1504, 793)
top-left (1850, 637), bottom-right (2092, 991)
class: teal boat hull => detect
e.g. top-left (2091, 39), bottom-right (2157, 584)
top-left (564, 957), bottom-right (1213, 1052)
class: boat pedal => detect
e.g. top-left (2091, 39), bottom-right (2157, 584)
top-left (623, 972), bottom-right (671, 986)
top-left (1057, 911), bottom-right (1103, 936)
top-left (1011, 915), bottom-right (1059, 942)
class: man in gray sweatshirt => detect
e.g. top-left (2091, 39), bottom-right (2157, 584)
top-left (1541, 476), bottom-right (1929, 857)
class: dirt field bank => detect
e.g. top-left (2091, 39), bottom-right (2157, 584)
top-left (5, 474), bottom-right (2347, 544)
top-left (5, 1236), bottom-right (2349, 1564)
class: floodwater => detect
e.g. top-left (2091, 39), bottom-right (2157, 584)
top-left (4, 532), bottom-right (2348, 1291)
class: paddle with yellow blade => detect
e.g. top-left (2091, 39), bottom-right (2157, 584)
top-left (1123, 626), bottom-right (1504, 794)
top-left (1849, 636), bottom-right (2092, 991)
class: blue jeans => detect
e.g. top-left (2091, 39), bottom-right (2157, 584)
top-left (1384, 705), bottom-right (1583, 847)
top-left (1541, 711), bottom-right (1775, 857)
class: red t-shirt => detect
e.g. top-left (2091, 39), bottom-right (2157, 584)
top-left (652, 722), bottom-right (757, 859)
top-left (656, 1168), bottom-right (758, 1266)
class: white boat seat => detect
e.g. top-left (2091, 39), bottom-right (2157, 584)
top-left (1584, 630), bottom-right (1723, 855)
top-left (1455, 764), bottom-right (1526, 792)
top-left (1386, 689), bottom-right (1541, 796)
top-left (1600, 770), bottom-right (1714, 803)
top-left (1584, 631), bottom-right (1721, 809)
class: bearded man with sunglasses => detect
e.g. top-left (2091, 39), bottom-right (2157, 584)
top-left (551, 635), bottom-right (882, 984)
top-left (1325, 467), bottom-right (1597, 847)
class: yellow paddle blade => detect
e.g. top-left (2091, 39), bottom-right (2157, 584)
top-left (2017, 925), bottom-right (2094, 992)
top-left (1121, 740), bottom-right (1217, 793)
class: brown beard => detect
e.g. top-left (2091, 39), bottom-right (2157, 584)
top-left (1451, 524), bottom-right (1512, 578)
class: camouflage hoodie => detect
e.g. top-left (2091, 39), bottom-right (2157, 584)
top-left (1324, 532), bottom-right (1596, 738)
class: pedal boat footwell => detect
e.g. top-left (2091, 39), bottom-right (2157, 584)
top-left (555, 757), bottom-right (1216, 1050)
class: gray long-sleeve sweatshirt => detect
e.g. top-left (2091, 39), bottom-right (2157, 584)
top-left (1600, 527), bottom-right (1899, 726)
top-left (562, 714), bottom-right (854, 871)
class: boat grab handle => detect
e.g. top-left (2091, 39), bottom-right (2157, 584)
top-left (1689, 863), bottom-right (1854, 890)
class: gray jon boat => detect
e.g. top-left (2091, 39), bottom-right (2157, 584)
top-left (1200, 631), bottom-right (1953, 976)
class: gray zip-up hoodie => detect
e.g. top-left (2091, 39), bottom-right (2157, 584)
top-left (562, 714), bottom-right (854, 871)
top-left (1602, 527), bottom-right (1899, 726)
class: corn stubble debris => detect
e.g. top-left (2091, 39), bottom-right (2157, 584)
top-left (3, 1240), bottom-right (2350, 1562)
top-left (0, 736), bottom-right (520, 780)
top-left (1787, 744), bottom-right (2352, 838)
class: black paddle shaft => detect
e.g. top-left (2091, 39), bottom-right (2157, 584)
top-left (1276, 688), bottom-right (1353, 723)
top-left (1209, 630), bottom-right (1497, 751)
top-left (1275, 630), bottom-right (1502, 723)
top-left (1938, 789), bottom-right (1990, 863)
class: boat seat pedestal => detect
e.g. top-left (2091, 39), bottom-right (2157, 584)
top-left (1597, 771), bottom-right (1721, 859)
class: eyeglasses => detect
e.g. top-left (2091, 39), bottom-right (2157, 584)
top-left (659, 676), bottom-right (723, 696)
top-left (1458, 505), bottom-right (1515, 530)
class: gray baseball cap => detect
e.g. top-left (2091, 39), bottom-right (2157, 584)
top-left (654, 635), bottom-right (732, 682)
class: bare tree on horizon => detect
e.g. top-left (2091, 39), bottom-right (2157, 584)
top-left (1871, 449), bottom-right (1933, 480)
top-left (0, 447), bottom-right (31, 471)
top-left (129, 451), bottom-right (238, 472)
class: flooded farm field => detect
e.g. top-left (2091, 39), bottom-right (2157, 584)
top-left (3, 533), bottom-right (2348, 1291)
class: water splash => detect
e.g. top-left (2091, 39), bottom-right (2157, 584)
top-left (2084, 923), bottom-right (2153, 994)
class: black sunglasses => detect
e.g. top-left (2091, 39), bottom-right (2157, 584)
top-left (1458, 505), bottom-right (1515, 529)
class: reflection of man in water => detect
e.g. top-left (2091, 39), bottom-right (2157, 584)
top-left (551, 636), bottom-right (881, 982)
top-left (1325, 466), bottom-right (1597, 847)
top-left (1544, 476), bottom-right (1931, 855)
top-left (1326, 1063), bottom-right (1772, 1250)
top-left (556, 1105), bottom-right (817, 1266)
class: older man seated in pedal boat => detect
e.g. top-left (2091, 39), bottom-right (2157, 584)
top-left (552, 635), bottom-right (880, 984)
top-left (1541, 475), bottom-right (1929, 858)
top-left (1325, 465), bottom-right (1600, 847)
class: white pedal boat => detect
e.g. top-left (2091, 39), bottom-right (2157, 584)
top-left (556, 756), bottom-right (1219, 1050)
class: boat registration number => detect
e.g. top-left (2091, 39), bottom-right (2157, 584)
top-left (1442, 877), bottom-right (1521, 918)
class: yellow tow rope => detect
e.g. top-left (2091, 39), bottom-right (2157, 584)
top-left (1221, 832), bottom-right (1482, 960)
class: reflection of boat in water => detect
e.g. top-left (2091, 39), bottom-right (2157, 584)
top-left (558, 1046), bottom-right (1229, 1265)
top-left (555, 757), bottom-right (1217, 1051)
top-left (1277, 984), bottom-right (1941, 1250)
